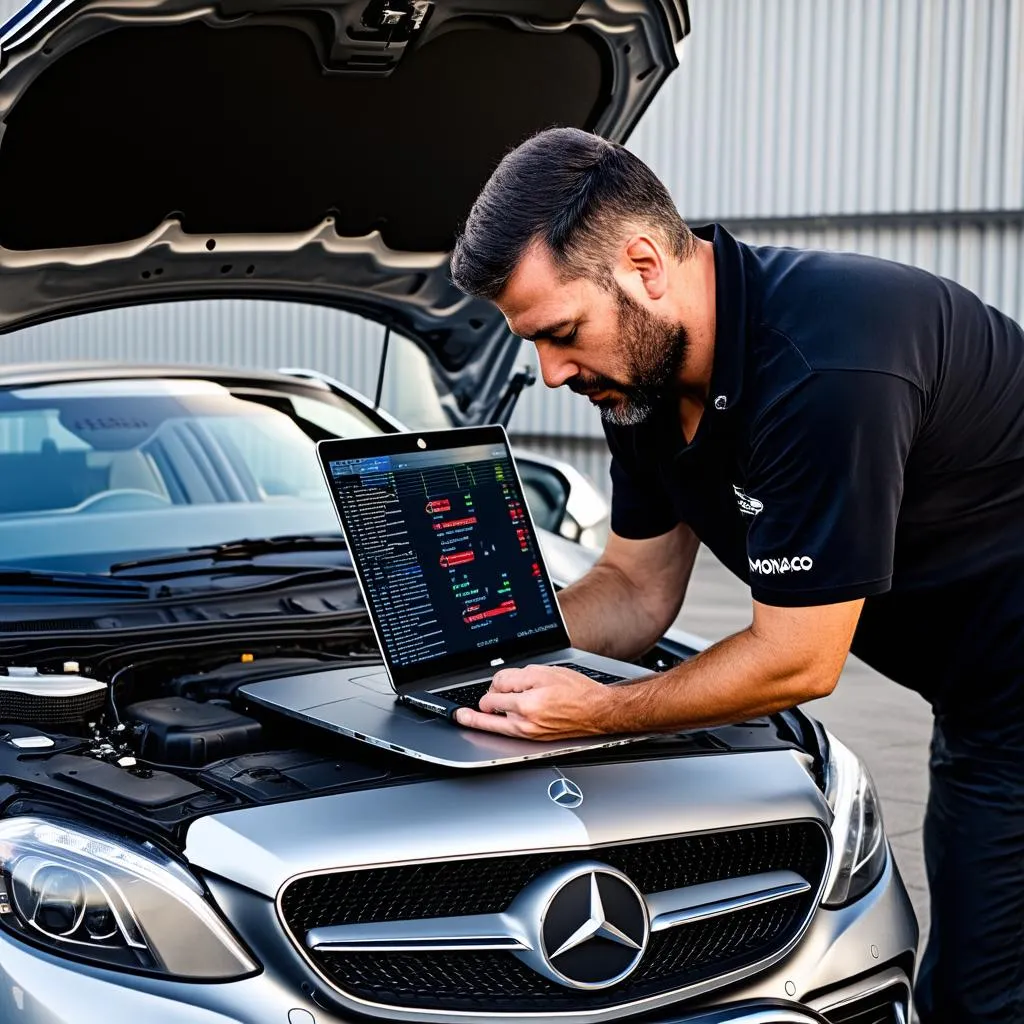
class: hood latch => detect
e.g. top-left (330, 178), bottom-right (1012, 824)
top-left (359, 0), bottom-right (431, 48)
top-left (321, 1), bottom-right (431, 74)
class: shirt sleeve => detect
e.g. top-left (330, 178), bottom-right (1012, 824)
top-left (603, 421), bottom-right (680, 540)
top-left (744, 369), bottom-right (922, 606)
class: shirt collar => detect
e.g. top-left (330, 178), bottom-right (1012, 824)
top-left (691, 222), bottom-right (748, 415)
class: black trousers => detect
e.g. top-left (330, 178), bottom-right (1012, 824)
top-left (914, 713), bottom-right (1024, 1023)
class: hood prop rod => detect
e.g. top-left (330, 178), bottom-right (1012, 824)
top-left (373, 324), bottom-right (392, 410)
top-left (490, 365), bottom-right (536, 427)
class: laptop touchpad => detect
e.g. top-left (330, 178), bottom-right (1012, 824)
top-left (347, 672), bottom-right (392, 694)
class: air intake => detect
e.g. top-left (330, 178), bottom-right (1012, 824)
top-left (0, 668), bottom-right (106, 725)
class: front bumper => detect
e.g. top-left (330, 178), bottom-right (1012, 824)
top-left (0, 847), bottom-right (916, 1024)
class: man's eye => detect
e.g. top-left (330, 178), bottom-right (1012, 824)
top-left (551, 328), bottom-right (578, 346)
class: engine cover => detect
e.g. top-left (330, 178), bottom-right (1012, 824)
top-left (126, 697), bottom-right (262, 766)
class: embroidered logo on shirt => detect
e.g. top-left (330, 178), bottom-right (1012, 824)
top-left (748, 556), bottom-right (814, 575)
top-left (732, 484), bottom-right (764, 517)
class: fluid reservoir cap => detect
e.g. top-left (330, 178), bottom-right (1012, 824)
top-left (10, 735), bottom-right (55, 749)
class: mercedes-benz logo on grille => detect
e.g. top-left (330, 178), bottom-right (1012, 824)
top-left (547, 777), bottom-right (583, 808)
top-left (529, 865), bottom-right (649, 989)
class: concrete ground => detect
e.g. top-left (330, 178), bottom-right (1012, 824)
top-left (679, 547), bottom-right (933, 948)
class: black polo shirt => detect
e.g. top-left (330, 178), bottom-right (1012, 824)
top-left (605, 224), bottom-right (1024, 717)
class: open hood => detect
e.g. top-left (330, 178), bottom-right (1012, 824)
top-left (0, 0), bottom-right (688, 424)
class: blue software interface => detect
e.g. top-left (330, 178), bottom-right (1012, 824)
top-left (328, 442), bottom-right (562, 670)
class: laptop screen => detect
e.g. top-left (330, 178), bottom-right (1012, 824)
top-left (320, 427), bottom-right (571, 688)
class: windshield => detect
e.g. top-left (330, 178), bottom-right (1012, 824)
top-left (4, 298), bottom-right (454, 432)
top-left (0, 377), bottom-right (382, 574)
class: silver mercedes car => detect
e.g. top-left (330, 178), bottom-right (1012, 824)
top-left (0, 1), bottom-right (916, 1021)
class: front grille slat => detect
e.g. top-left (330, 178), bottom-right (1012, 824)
top-left (823, 984), bottom-right (909, 1024)
top-left (280, 821), bottom-right (828, 1012)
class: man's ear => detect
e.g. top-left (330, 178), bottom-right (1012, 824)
top-left (621, 234), bottom-right (668, 300)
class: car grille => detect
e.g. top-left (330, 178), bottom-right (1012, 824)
top-left (823, 984), bottom-right (909, 1024)
top-left (279, 821), bottom-right (829, 1012)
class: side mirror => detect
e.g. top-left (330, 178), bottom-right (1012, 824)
top-left (513, 449), bottom-right (610, 550)
top-left (516, 459), bottom-right (571, 534)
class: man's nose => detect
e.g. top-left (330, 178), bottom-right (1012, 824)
top-left (535, 345), bottom-right (578, 390)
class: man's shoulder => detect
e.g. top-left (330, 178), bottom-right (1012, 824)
top-left (748, 241), bottom-right (946, 311)
top-left (743, 242), bottom-right (953, 382)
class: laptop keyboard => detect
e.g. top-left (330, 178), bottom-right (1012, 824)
top-left (437, 662), bottom-right (626, 709)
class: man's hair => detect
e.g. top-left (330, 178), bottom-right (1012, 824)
top-left (450, 127), bottom-right (694, 300)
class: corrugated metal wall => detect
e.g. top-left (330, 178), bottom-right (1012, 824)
top-left (634, 0), bottom-right (1024, 220)
top-left (514, 0), bottom-right (1024, 490)
top-left (1, 0), bottom-right (1021, 496)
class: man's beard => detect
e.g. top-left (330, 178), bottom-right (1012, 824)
top-left (566, 285), bottom-right (689, 427)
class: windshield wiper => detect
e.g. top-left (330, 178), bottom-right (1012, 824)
top-left (108, 534), bottom-right (348, 574)
top-left (0, 568), bottom-right (153, 597)
top-left (173, 565), bottom-right (359, 598)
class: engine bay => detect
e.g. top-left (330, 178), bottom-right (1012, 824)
top-left (0, 638), bottom-right (823, 847)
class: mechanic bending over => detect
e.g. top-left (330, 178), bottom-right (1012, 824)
top-left (449, 128), bottom-right (1024, 1024)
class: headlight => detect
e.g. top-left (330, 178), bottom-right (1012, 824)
top-left (0, 817), bottom-right (257, 979)
top-left (822, 733), bottom-right (888, 907)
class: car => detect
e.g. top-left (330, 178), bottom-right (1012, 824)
top-left (0, 1), bottom-right (917, 1022)
top-left (0, 360), bottom-right (604, 581)
top-left (280, 364), bottom-right (612, 550)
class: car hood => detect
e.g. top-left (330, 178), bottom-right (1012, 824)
top-left (0, 0), bottom-right (688, 425)
top-left (185, 751), bottom-right (827, 899)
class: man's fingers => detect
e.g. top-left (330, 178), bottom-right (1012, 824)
top-left (454, 706), bottom-right (532, 737)
top-left (488, 667), bottom-right (532, 692)
top-left (479, 688), bottom-right (525, 715)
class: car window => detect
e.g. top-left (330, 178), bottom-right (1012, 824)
top-left (0, 379), bottom-right (380, 571)
top-left (0, 386), bottom-right (330, 514)
top-left (0, 412), bottom-right (172, 515)
top-left (198, 414), bottom-right (326, 500)
top-left (0, 407), bottom-right (91, 453)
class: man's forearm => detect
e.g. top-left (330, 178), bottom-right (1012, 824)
top-left (557, 562), bottom-right (675, 659)
top-left (596, 626), bottom-right (841, 733)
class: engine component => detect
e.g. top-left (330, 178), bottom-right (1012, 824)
top-left (0, 666), bottom-right (106, 726)
top-left (201, 748), bottom-right (394, 800)
top-left (169, 656), bottom-right (353, 699)
top-left (125, 697), bottom-right (262, 766)
top-left (46, 753), bottom-right (204, 807)
top-left (9, 735), bottom-right (54, 750)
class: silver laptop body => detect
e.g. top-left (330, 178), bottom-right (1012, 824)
top-left (239, 426), bottom-right (652, 769)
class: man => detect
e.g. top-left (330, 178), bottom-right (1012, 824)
top-left (448, 127), bottom-right (1024, 1023)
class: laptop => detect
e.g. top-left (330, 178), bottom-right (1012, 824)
top-left (238, 425), bottom-right (654, 768)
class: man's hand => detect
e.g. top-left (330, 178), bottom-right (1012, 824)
top-left (454, 665), bottom-right (620, 740)
top-left (455, 599), bottom-right (864, 741)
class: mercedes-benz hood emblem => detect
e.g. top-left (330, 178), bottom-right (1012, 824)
top-left (548, 777), bottom-right (583, 808)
